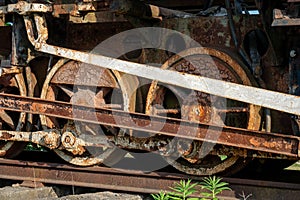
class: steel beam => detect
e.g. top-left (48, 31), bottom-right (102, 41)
top-left (33, 43), bottom-right (300, 116)
top-left (1, 158), bottom-right (300, 200)
top-left (0, 93), bottom-right (298, 157)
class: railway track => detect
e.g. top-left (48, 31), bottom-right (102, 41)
top-left (0, 155), bottom-right (300, 199)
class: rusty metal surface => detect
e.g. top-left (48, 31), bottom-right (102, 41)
top-left (23, 11), bottom-right (300, 117)
top-left (5, 1), bottom-right (52, 14)
top-left (1, 158), bottom-right (300, 199)
top-left (147, 0), bottom-right (256, 9)
top-left (49, 60), bottom-right (119, 88)
top-left (0, 1), bottom-right (115, 19)
top-left (272, 9), bottom-right (300, 26)
top-left (52, 4), bottom-right (77, 17)
top-left (19, 3), bottom-right (299, 114)
top-left (0, 129), bottom-right (61, 149)
top-left (29, 37), bottom-right (300, 116)
top-left (272, 18), bottom-right (300, 26)
top-left (0, 0), bottom-right (299, 176)
top-left (144, 46), bottom-right (261, 174)
top-left (0, 92), bottom-right (298, 158)
top-left (38, 57), bottom-right (138, 166)
top-left (161, 16), bottom-right (234, 53)
top-left (52, 2), bottom-right (109, 18)
top-left (69, 11), bottom-right (127, 23)
top-left (0, 72), bottom-right (26, 158)
top-left (64, 22), bottom-right (133, 50)
top-left (0, 127), bottom-right (294, 160)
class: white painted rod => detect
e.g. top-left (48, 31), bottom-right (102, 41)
top-left (39, 43), bottom-right (300, 116)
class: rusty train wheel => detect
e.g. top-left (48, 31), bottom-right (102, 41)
top-left (40, 59), bottom-right (139, 166)
top-left (145, 47), bottom-right (261, 175)
top-left (0, 73), bottom-right (26, 158)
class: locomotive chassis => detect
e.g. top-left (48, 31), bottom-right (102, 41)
top-left (0, 0), bottom-right (300, 175)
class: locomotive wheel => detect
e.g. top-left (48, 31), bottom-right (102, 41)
top-left (40, 59), bottom-right (138, 166)
top-left (0, 73), bottom-right (26, 157)
top-left (145, 47), bottom-right (261, 175)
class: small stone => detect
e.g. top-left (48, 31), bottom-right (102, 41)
top-left (0, 186), bottom-right (57, 200)
top-left (46, 191), bottom-right (143, 200)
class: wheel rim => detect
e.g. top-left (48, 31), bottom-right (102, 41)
top-left (145, 47), bottom-right (261, 175)
top-left (40, 59), bottom-right (138, 166)
top-left (0, 73), bottom-right (26, 157)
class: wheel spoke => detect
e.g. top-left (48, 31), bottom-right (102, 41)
top-left (0, 74), bottom-right (26, 158)
top-left (146, 47), bottom-right (261, 175)
top-left (94, 89), bottom-right (106, 106)
top-left (57, 85), bottom-right (74, 98)
top-left (97, 88), bottom-right (111, 98)
top-left (40, 60), bottom-right (139, 166)
top-left (0, 110), bottom-right (15, 129)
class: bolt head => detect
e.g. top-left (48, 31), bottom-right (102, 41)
top-left (64, 136), bottom-right (71, 143)
top-left (290, 50), bottom-right (297, 58)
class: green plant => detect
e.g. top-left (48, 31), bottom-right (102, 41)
top-left (151, 179), bottom-right (199, 200)
top-left (238, 191), bottom-right (252, 200)
top-left (200, 176), bottom-right (231, 200)
top-left (5, 22), bottom-right (13, 26)
top-left (168, 179), bottom-right (199, 200)
top-left (151, 177), bottom-right (231, 200)
top-left (24, 143), bottom-right (48, 152)
top-left (151, 191), bottom-right (171, 200)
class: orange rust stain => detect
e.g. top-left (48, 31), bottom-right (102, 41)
top-left (263, 141), bottom-right (276, 148)
top-left (249, 138), bottom-right (260, 147)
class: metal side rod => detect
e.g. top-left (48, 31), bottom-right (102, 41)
top-left (36, 43), bottom-right (300, 116)
top-left (0, 92), bottom-right (298, 157)
top-left (24, 15), bottom-right (300, 116)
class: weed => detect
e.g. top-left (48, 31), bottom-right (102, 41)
top-left (151, 179), bottom-right (198, 200)
top-left (151, 191), bottom-right (171, 200)
top-left (151, 176), bottom-right (231, 200)
top-left (168, 179), bottom-right (199, 200)
top-left (238, 191), bottom-right (252, 200)
top-left (200, 176), bottom-right (231, 200)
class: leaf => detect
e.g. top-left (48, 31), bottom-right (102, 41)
top-left (201, 192), bottom-right (213, 197)
top-left (199, 176), bottom-right (231, 199)
top-left (215, 186), bottom-right (231, 195)
top-left (185, 189), bottom-right (196, 196)
top-left (5, 22), bottom-right (13, 26)
top-left (168, 179), bottom-right (199, 200)
top-left (215, 182), bottom-right (229, 188)
top-left (189, 182), bottom-right (199, 189)
top-left (168, 195), bottom-right (182, 200)
top-left (151, 191), bottom-right (170, 200)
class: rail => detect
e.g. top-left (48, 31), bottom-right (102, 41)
top-left (0, 157), bottom-right (300, 199)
